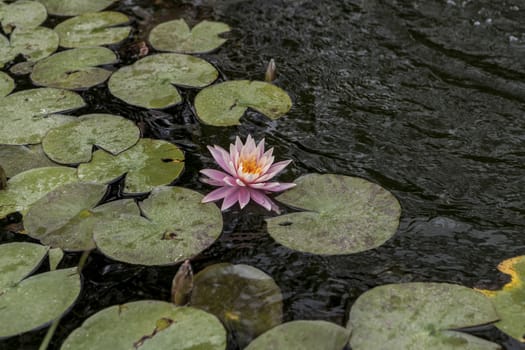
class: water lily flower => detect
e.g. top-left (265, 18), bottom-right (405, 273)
top-left (200, 135), bottom-right (295, 212)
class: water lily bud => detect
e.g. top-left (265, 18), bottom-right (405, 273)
top-left (265, 58), bottom-right (276, 82)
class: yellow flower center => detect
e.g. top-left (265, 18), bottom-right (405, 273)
top-left (240, 157), bottom-right (262, 175)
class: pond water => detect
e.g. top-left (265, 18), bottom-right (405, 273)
top-left (1, 0), bottom-right (524, 349)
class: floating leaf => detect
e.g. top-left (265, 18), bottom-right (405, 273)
top-left (78, 138), bottom-right (184, 194)
top-left (0, 144), bottom-right (57, 178)
top-left (0, 88), bottom-right (84, 145)
top-left (0, 71), bottom-right (13, 97)
top-left (478, 256), bottom-right (525, 342)
top-left (348, 282), bottom-right (500, 350)
top-left (61, 301), bottom-right (226, 350)
top-left (0, 166), bottom-right (78, 218)
top-left (0, 242), bottom-right (48, 292)
top-left (0, 267), bottom-right (81, 338)
top-left (42, 114), bottom-right (140, 164)
top-left (93, 186), bottom-right (222, 265)
top-left (194, 80), bottom-right (292, 126)
top-left (245, 320), bottom-right (351, 350)
top-left (266, 174), bottom-right (401, 255)
top-left (191, 263), bottom-right (283, 349)
top-left (31, 47), bottom-right (117, 90)
top-left (0, 27), bottom-right (59, 67)
top-left (48, 247), bottom-right (64, 270)
top-left (108, 53), bottom-right (218, 109)
top-left (149, 19), bottom-right (230, 54)
top-left (37, 0), bottom-right (117, 16)
top-left (10, 61), bottom-right (35, 75)
top-left (0, 33), bottom-right (15, 67)
top-left (0, 0), bottom-right (47, 33)
top-left (55, 11), bottom-right (131, 48)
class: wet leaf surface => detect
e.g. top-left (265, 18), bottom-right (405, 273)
top-left (37, 0), bottom-right (116, 16)
top-left (0, 242), bottom-right (48, 291)
top-left (0, 0), bottom-right (47, 33)
top-left (0, 27), bottom-right (59, 67)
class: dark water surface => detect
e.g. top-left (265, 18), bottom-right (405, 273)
top-left (1, 0), bottom-right (524, 349)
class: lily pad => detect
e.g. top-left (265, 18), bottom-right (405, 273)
top-left (37, 0), bottom-right (117, 16)
top-left (0, 166), bottom-right (78, 218)
top-left (42, 114), bottom-right (140, 164)
top-left (0, 144), bottom-right (57, 178)
top-left (149, 19), bottom-right (230, 54)
top-left (0, 71), bottom-right (14, 97)
top-left (0, 242), bottom-right (48, 292)
top-left (191, 263), bottom-right (283, 349)
top-left (478, 256), bottom-right (525, 342)
top-left (266, 174), bottom-right (401, 255)
top-left (348, 282), bottom-right (500, 350)
top-left (108, 53), bottom-right (218, 109)
top-left (0, 88), bottom-right (85, 145)
top-left (55, 11), bottom-right (131, 48)
top-left (0, 0), bottom-right (47, 33)
top-left (194, 80), bottom-right (292, 126)
top-left (78, 138), bottom-right (184, 194)
top-left (0, 267), bottom-right (81, 338)
top-left (61, 301), bottom-right (226, 350)
top-left (31, 47), bottom-right (117, 90)
top-left (245, 320), bottom-right (351, 350)
top-left (93, 186), bottom-right (222, 265)
top-left (48, 247), bottom-right (64, 270)
top-left (0, 27), bottom-right (59, 67)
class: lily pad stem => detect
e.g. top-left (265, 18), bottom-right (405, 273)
top-left (78, 249), bottom-right (91, 272)
top-left (38, 317), bottom-right (60, 350)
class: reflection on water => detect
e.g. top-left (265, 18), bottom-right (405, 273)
top-left (1, 0), bottom-right (524, 348)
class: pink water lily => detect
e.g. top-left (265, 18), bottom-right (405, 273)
top-left (200, 135), bottom-right (295, 212)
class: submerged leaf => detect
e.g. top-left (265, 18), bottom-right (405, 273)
top-left (37, 0), bottom-right (117, 16)
top-left (266, 174), bottom-right (401, 255)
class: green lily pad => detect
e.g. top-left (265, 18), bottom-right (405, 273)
top-left (10, 61), bottom-right (35, 75)
top-left (0, 88), bottom-right (85, 145)
top-left (78, 138), bottom-right (184, 194)
top-left (265, 174), bottom-right (401, 255)
top-left (93, 186), bottom-right (222, 265)
top-left (61, 301), bottom-right (226, 350)
top-left (55, 11), bottom-right (131, 48)
top-left (149, 19), bottom-right (230, 54)
top-left (37, 0), bottom-right (116, 16)
top-left (0, 71), bottom-right (13, 97)
top-left (191, 263), bottom-right (283, 349)
top-left (0, 27), bottom-right (59, 68)
top-left (42, 113), bottom-right (140, 164)
top-left (48, 247), bottom-right (64, 270)
top-left (478, 256), bottom-right (525, 342)
top-left (0, 0), bottom-right (47, 33)
top-left (108, 53), bottom-right (218, 109)
top-left (0, 33), bottom-right (15, 67)
top-left (0, 242), bottom-right (48, 292)
top-left (0, 166), bottom-right (78, 218)
top-left (0, 144), bottom-right (57, 178)
top-left (348, 282), bottom-right (500, 350)
top-left (194, 80), bottom-right (292, 126)
top-left (0, 267), bottom-right (81, 338)
top-left (31, 47), bottom-right (117, 90)
top-left (245, 320), bottom-right (351, 350)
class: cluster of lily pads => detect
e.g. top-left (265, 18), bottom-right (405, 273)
top-left (0, 0), bottom-right (524, 349)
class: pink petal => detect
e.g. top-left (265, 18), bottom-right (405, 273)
top-left (200, 169), bottom-right (232, 182)
top-left (256, 160), bottom-right (292, 182)
top-left (221, 188), bottom-right (240, 210)
top-left (202, 186), bottom-right (237, 203)
top-left (200, 177), bottom-right (225, 186)
top-left (207, 145), bottom-right (233, 175)
top-left (250, 182), bottom-right (296, 192)
top-left (238, 188), bottom-right (250, 209)
top-left (234, 136), bottom-right (243, 154)
top-left (256, 138), bottom-right (265, 159)
top-left (248, 189), bottom-right (280, 213)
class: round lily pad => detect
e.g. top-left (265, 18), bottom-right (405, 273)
top-left (78, 138), bottom-right (184, 194)
top-left (348, 282), bottom-right (500, 350)
top-left (149, 19), bottom-right (230, 54)
top-left (194, 80), bottom-right (292, 126)
top-left (0, 33), bottom-right (15, 67)
top-left (10, 61), bottom-right (35, 75)
top-left (0, 71), bottom-right (13, 97)
top-left (55, 11), bottom-right (131, 48)
top-left (191, 263), bottom-right (283, 349)
top-left (108, 53), bottom-right (218, 109)
top-left (0, 0), bottom-right (47, 33)
top-left (0, 166), bottom-right (78, 218)
top-left (265, 174), bottom-right (401, 255)
top-left (61, 301), bottom-right (226, 350)
top-left (93, 186), bottom-right (222, 265)
top-left (245, 320), bottom-right (351, 350)
top-left (478, 256), bottom-right (525, 342)
top-left (42, 114), bottom-right (140, 164)
top-left (0, 88), bottom-right (85, 145)
top-left (31, 47), bottom-right (117, 90)
top-left (37, 0), bottom-right (117, 16)
top-left (0, 267), bottom-right (81, 338)
top-left (11, 26), bottom-right (60, 62)
top-left (0, 242), bottom-right (48, 292)
top-left (0, 144), bottom-right (57, 178)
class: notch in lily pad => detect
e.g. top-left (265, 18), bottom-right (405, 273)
top-left (194, 80), bottom-right (292, 126)
top-left (37, 0), bottom-right (117, 16)
top-left (265, 174), bottom-right (401, 255)
top-left (42, 113), bottom-right (140, 164)
top-left (149, 19), bottom-right (230, 54)
top-left (108, 53), bottom-right (218, 109)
